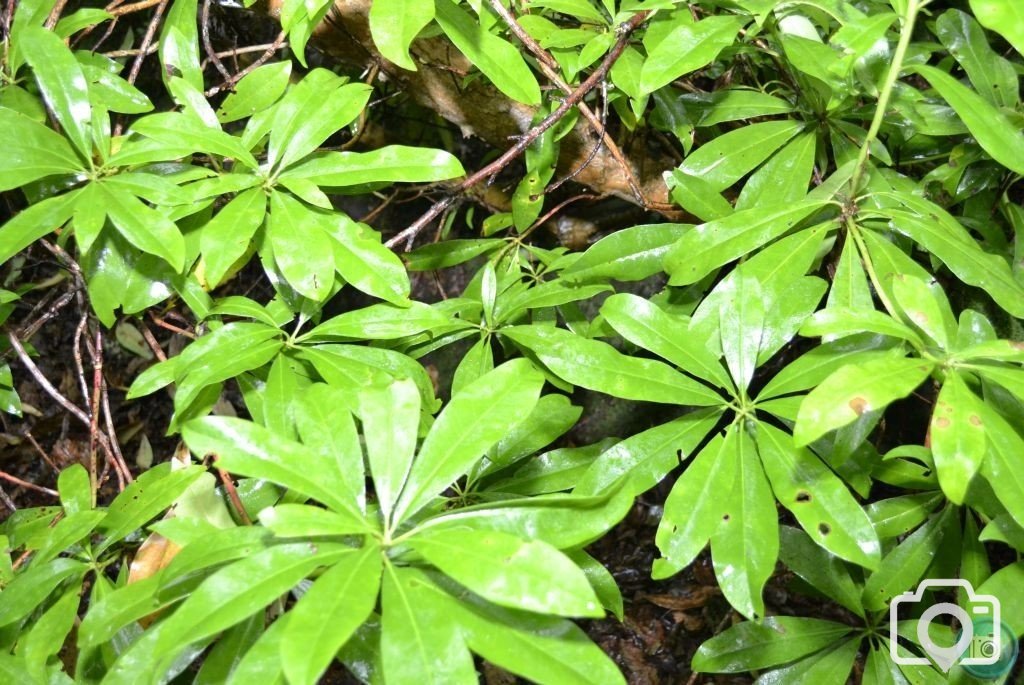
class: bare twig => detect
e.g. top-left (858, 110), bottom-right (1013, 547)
top-left (108, 0), bottom-right (164, 17)
top-left (9, 332), bottom-right (91, 427)
top-left (205, 30), bottom-right (287, 97)
top-left (215, 463), bottom-right (252, 525)
top-left (126, 0), bottom-right (170, 85)
top-left (487, 0), bottom-right (658, 208)
top-left (88, 328), bottom-right (103, 500)
top-left (0, 470), bottom-right (58, 497)
top-left (386, 10), bottom-right (650, 250)
top-left (201, 0), bottom-right (232, 82)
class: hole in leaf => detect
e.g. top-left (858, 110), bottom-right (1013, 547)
top-left (795, 491), bottom-right (811, 503)
top-left (818, 522), bottom-right (831, 536)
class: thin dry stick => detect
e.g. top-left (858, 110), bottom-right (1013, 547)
top-left (0, 470), bottom-right (59, 497)
top-left (205, 30), bottom-right (287, 97)
top-left (126, 0), bottom-right (170, 85)
top-left (201, 0), bottom-right (232, 82)
top-left (43, 0), bottom-right (69, 29)
top-left (216, 466), bottom-right (252, 525)
top-left (88, 328), bottom-right (103, 499)
top-left (385, 10), bottom-right (650, 250)
top-left (8, 331), bottom-right (122, 476)
top-left (101, 380), bottom-right (133, 486)
top-left (9, 332), bottom-right (91, 427)
top-left (24, 431), bottom-right (61, 473)
top-left (487, 0), bottom-right (658, 208)
top-left (108, 0), bottom-right (164, 17)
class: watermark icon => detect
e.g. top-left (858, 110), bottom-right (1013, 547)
top-left (889, 579), bottom-right (1018, 677)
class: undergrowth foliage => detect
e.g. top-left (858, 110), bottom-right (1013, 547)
top-left (0, 0), bottom-right (1023, 682)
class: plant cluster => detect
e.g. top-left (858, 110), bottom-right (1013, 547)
top-left (1, 0), bottom-right (1023, 682)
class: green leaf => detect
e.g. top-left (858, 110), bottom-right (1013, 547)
top-left (911, 64), bottom-right (1024, 176)
top-left (369, 0), bottom-right (434, 70)
top-left (410, 529), bottom-right (602, 617)
top-left (489, 393), bottom-right (581, 468)
top-left (794, 357), bottom-right (934, 446)
top-left (226, 613), bottom-right (289, 685)
top-left (281, 543), bottom-right (382, 685)
top-left (361, 378), bottom-right (420, 524)
top-left (640, 15), bottom-right (745, 93)
top-left (98, 184), bottom-right (186, 271)
top-left (969, 0), bottom-right (1024, 57)
top-left (304, 301), bottom-right (448, 340)
top-left (182, 416), bottom-right (370, 523)
top-left (131, 112), bottom-right (258, 168)
top-left (664, 201), bottom-right (823, 286)
top-left (866, 493), bottom-right (941, 540)
top-left (675, 119), bottom-right (803, 193)
top-left (259, 503), bottom-right (368, 537)
top-left (682, 88), bottom-right (795, 127)
top-left (799, 307), bottom-right (922, 345)
top-left (433, 575), bottom-right (627, 685)
top-left (267, 191), bottom-right (336, 301)
top-left (392, 359), bottom-right (545, 524)
top-left (978, 400), bottom-right (1024, 529)
top-left (929, 372), bottom-right (985, 505)
top-left (736, 132), bottom-right (816, 211)
top-left (199, 187), bottom-right (266, 289)
top-left (0, 191), bottom-right (77, 266)
top-left (217, 62), bottom-right (292, 123)
top-left (502, 325), bottom-right (724, 406)
top-left (57, 464), bottom-right (92, 515)
top-left (891, 274), bottom-right (955, 349)
top-left (601, 293), bottom-right (730, 388)
top-left (759, 335), bottom-right (898, 401)
top-left (0, 558), bottom-right (87, 628)
top-left (173, 322), bottom-right (283, 412)
top-left (281, 146), bottom-right (465, 187)
top-left (719, 273), bottom-right (765, 392)
top-left (861, 507), bottom-right (954, 613)
top-left (575, 409), bottom-right (722, 498)
top-left (756, 422), bottom-right (880, 569)
top-left (561, 224), bottom-right (690, 283)
top-left (976, 561), bottom-right (1024, 637)
top-left (0, 107), bottom-right (84, 190)
top-left (21, 25), bottom-right (92, 160)
top-left (327, 216), bottom-right (412, 305)
top-left (294, 384), bottom-right (366, 511)
top-left (653, 432), bottom-right (734, 579)
top-left (159, 0), bottom-right (203, 92)
top-left (758, 638), bottom-right (859, 684)
top-left (424, 489), bottom-right (632, 550)
top-left (21, 585), bottom-right (80, 682)
top-left (269, 71), bottom-right (372, 171)
top-left (877, 205), bottom-right (1024, 319)
top-left (711, 426), bottom-right (778, 619)
top-left (154, 543), bottom-right (348, 660)
top-left (826, 236), bottom-right (873, 311)
top-left (693, 616), bottom-right (853, 673)
top-left (936, 9), bottom-right (1018, 108)
top-left (96, 463), bottom-right (205, 553)
top-left (433, 0), bottom-right (541, 105)
top-left (778, 526), bottom-right (864, 616)
top-left (381, 565), bottom-right (477, 684)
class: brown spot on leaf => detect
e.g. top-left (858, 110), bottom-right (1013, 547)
top-left (969, 415), bottom-right (982, 427)
top-left (849, 397), bottom-right (869, 415)
top-left (935, 417), bottom-right (950, 429)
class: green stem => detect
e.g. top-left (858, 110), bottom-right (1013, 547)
top-left (849, 0), bottom-right (925, 193)
top-left (847, 219), bottom-right (898, 319)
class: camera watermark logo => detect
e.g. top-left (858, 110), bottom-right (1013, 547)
top-left (889, 579), bottom-right (1018, 677)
